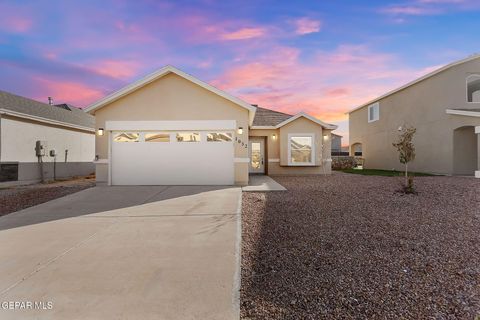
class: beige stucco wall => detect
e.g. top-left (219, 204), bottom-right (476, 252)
top-left (349, 58), bottom-right (480, 175)
top-left (250, 117), bottom-right (333, 175)
top-left (91, 72), bottom-right (250, 185)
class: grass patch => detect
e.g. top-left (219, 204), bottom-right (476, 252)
top-left (339, 168), bottom-right (437, 177)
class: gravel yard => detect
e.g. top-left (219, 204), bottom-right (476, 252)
top-left (0, 177), bottom-right (95, 216)
top-left (241, 173), bottom-right (480, 319)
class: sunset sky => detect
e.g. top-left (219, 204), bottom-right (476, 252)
top-left (1, 0), bottom-right (479, 144)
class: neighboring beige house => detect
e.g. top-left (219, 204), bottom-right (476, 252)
top-left (86, 66), bottom-right (337, 186)
top-left (348, 54), bottom-right (480, 177)
top-left (0, 90), bottom-right (95, 183)
top-left (331, 133), bottom-right (342, 154)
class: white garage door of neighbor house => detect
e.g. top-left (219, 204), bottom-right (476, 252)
top-left (111, 131), bottom-right (234, 185)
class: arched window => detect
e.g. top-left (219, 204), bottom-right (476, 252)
top-left (467, 75), bottom-right (480, 103)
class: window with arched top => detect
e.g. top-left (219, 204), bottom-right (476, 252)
top-left (467, 75), bottom-right (480, 103)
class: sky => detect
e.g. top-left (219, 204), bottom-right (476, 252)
top-left (1, 0), bottom-right (479, 144)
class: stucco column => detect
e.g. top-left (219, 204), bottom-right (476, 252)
top-left (476, 126), bottom-right (480, 178)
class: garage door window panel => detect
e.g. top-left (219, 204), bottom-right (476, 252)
top-left (113, 132), bottom-right (140, 142)
top-left (145, 133), bottom-right (170, 142)
top-left (176, 132), bottom-right (200, 142)
top-left (207, 132), bottom-right (233, 142)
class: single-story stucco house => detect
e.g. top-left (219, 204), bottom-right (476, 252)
top-left (348, 54), bottom-right (480, 177)
top-left (86, 66), bottom-right (337, 186)
top-left (0, 90), bottom-right (95, 183)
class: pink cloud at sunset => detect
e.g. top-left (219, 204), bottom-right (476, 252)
top-left (293, 18), bottom-right (322, 35)
top-left (92, 60), bottom-right (141, 79)
top-left (33, 78), bottom-right (104, 107)
top-left (0, 17), bottom-right (33, 33)
top-left (220, 27), bottom-right (267, 40)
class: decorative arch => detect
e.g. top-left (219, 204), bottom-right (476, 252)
top-left (350, 142), bottom-right (363, 157)
top-left (453, 126), bottom-right (477, 175)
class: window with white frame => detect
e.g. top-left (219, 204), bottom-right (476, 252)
top-left (368, 102), bottom-right (380, 122)
top-left (467, 75), bottom-right (480, 103)
top-left (288, 134), bottom-right (315, 165)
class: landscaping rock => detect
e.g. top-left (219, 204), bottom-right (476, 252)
top-left (241, 173), bottom-right (480, 319)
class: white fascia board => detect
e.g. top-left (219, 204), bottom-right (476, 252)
top-left (446, 109), bottom-right (480, 117)
top-left (275, 112), bottom-right (338, 130)
top-left (251, 125), bottom-right (276, 130)
top-left (105, 120), bottom-right (237, 131)
top-left (0, 108), bottom-right (95, 132)
top-left (85, 65), bottom-right (257, 125)
top-left (347, 54), bottom-right (480, 114)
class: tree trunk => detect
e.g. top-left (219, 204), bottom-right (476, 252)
top-left (405, 163), bottom-right (408, 187)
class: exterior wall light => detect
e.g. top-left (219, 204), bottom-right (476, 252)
top-left (237, 127), bottom-right (243, 135)
top-left (97, 128), bottom-right (104, 136)
top-left (323, 134), bottom-right (328, 140)
top-left (272, 134), bottom-right (277, 140)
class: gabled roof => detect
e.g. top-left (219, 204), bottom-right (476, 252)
top-left (0, 90), bottom-right (94, 131)
top-left (85, 65), bottom-right (257, 125)
top-left (252, 109), bottom-right (337, 130)
top-left (276, 112), bottom-right (338, 130)
top-left (347, 53), bottom-right (480, 114)
top-left (252, 106), bottom-right (292, 126)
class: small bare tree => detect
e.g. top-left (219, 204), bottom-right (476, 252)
top-left (392, 126), bottom-right (416, 193)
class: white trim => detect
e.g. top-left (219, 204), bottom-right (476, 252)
top-left (93, 159), bottom-right (108, 164)
top-left (251, 112), bottom-right (337, 130)
top-left (234, 158), bottom-right (250, 163)
top-left (347, 54), bottom-right (480, 114)
top-left (446, 109), bottom-right (480, 118)
top-left (268, 158), bottom-right (280, 162)
top-left (105, 120), bottom-right (237, 131)
top-left (276, 112), bottom-right (337, 130)
top-left (0, 108), bottom-right (95, 132)
top-left (475, 126), bottom-right (480, 134)
top-left (108, 130), bottom-right (112, 186)
top-left (251, 125), bottom-right (276, 130)
top-left (476, 171), bottom-right (480, 178)
top-left (287, 133), bottom-right (316, 166)
top-left (85, 65), bottom-right (257, 125)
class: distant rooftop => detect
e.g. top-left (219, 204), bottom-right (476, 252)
top-left (0, 90), bottom-right (94, 129)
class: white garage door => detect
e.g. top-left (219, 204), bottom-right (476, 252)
top-left (111, 131), bottom-right (234, 185)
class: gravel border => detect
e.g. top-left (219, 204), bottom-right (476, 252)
top-left (241, 174), bottom-right (480, 319)
top-left (0, 177), bottom-right (95, 216)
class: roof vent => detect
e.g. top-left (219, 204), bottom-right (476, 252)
top-left (54, 103), bottom-right (72, 111)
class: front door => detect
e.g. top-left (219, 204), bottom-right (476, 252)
top-left (249, 137), bottom-right (265, 174)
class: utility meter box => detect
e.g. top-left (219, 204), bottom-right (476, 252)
top-left (35, 141), bottom-right (47, 157)
top-left (49, 149), bottom-right (56, 157)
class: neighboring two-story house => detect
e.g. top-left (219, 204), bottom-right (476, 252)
top-left (348, 54), bottom-right (480, 177)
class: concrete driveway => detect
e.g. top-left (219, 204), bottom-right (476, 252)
top-left (0, 185), bottom-right (242, 320)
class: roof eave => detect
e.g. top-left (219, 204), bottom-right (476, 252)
top-left (446, 108), bottom-right (480, 117)
top-left (0, 108), bottom-right (95, 132)
top-left (347, 54), bottom-right (480, 115)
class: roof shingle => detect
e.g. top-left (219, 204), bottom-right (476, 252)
top-left (0, 90), bottom-right (94, 129)
top-left (252, 106), bottom-right (292, 126)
